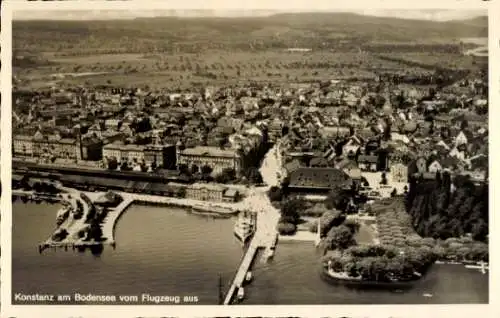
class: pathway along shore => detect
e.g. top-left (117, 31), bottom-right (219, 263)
top-left (36, 143), bottom-right (285, 306)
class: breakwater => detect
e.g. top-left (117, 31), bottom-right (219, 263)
top-left (39, 190), bottom-right (242, 252)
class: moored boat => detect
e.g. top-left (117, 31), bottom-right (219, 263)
top-left (245, 271), bottom-right (253, 282)
top-left (237, 287), bottom-right (245, 301)
top-left (465, 261), bottom-right (489, 274)
top-left (234, 211), bottom-right (256, 244)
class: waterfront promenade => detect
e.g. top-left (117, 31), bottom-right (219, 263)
top-left (35, 143), bottom-right (285, 305)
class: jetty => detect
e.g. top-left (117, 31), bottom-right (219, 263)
top-left (39, 190), bottom-right (243, 252)
top-left (39, 190), bottom-right (92, 252)
top-left (223, 191), bottom-right (281, 305)
top-left (100, 197), bottom-right (134, 245)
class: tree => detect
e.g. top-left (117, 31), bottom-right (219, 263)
top-left (277, 222), bottom-right (297, 235)
top-left (191, 164), bottom-right (200, 175)
top-left (201, 165), bottom-right (213, 175)
top-left (361, 177), bottom-right (370, 187)
top-left (215, 168), bottom-right (236, 183)
top-left (268, 186), bottom-right (283, 202)
top-left (380, 172), bottom-right (388, 185)
top-left (107, 157), bottom-right (118, 170)
top-left (471, 219), bottom-right (488, 242)
top-left (391, 188), bottom-right (397, 197)
top-left (319, 209), bottom-right (346, 236)
top-left (280, 198), bottom-right (306, 224)
top-left (178, 163), bottom-right (190, 175)
top-left (120, 161), bottom-right (130, 171)
top-left (460, 119), bottom-right (468, 131)
top-left (247, 167), bottom-right (263, 184)
top-left (325, 186), bottom-right (350, 211)
top-left (177, 187), bottom-right (186, 198)
top-left (343, 219), bottom-right (360, 233)
top-left (87, 221), bottom-right (103, 242)
top-left (325, 225), bottom-right (356, 250)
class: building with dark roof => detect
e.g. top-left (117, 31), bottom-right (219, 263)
top-left (288, 167), bottom-right (351, 194)
top-left (357, 155), bottom-right (378, 172)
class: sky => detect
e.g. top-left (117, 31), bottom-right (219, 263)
top-left (13, 9), bottom-right (486, 21)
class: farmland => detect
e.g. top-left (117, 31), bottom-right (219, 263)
top-left (13, 12), bottom-right (487, 90)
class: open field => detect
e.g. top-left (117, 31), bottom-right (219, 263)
top-left (14, 49), bottom-right (483, 90)
top-left (459, 37), bottom-right (488, 45)
top-left (13, 13), bottom-right (487, 90)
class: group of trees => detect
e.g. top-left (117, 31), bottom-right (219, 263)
top-left (324, 185), bottom-right (357, 214)
top-left (433, 236), bottom-right (488, 262)
top-left (80, 203), bottom-right (105, 242)
top-left (324, 244), bottom-right (437, 283)
top-left (373, 198), bottom-right (417, 246)
top-left (106, 158), bottom-right (137, 172)
top-left (276, 198), bottom-right (307, 235)
top-left (240, 166), bottom-right (264, 184)
top-left (275, 198), bottom-right (300, 234)
top-left (376, 55), bottom-right (470, 87)
top-left (322, 220), bottom-right (359, 251)
top-left (23, 181), bottom-right (61, 195)
top-left (214, 168), bottom-right (237, 184)
top-left (178, 163), bottom-right (214, 181)
top-left (406, 171), bottom-right (488, 242)
top-left (303, 205), bottom-right (360, 252)
top-left (51, 228), bottom-right (69, 242)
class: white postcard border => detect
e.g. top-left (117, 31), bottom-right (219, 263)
top-left (1, 1), bottom-right (498, 317)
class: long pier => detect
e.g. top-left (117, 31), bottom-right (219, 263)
top-left (223, 244), bottom-right (261, 305)
top-left (223, 191), bottom-right (281, 305)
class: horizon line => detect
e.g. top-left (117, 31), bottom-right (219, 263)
top-left (12, 9), bottom-right (487, 22)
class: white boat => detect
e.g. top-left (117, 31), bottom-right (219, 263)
top-left (423, 293), bottom-right (433, 298)
top-left (237, 287), bottom-right (245, 301)
top-left (234, 212), bottom-right (256, 244)
top-left (465, 262), bottom-right (489, 274)
top-left (245, 271), bottom-right (253, 282)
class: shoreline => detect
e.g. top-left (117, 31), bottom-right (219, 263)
top-left (320, 267), bottom-right (419, 290)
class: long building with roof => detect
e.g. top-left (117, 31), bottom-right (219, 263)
top-left (176, 143), bottom-right (245, 175)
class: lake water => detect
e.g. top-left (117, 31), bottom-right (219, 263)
top-left (12, 202), bottom-right (488, 305)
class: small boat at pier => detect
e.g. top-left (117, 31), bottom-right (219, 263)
top-left (237, 287), bottom-right (245, 301)
top-left (234, 211), bottom-right (256, 244)
top-left (465, 261), bottom-right (488, 274)
top-left (245, 271), bottom-right (253, 282)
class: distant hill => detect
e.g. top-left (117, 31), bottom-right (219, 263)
top-left (454, 16), bottom-right (488, 28)
top-left (13, 13), bottom-right (488, 54)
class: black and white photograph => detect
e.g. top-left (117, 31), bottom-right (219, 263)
top-left (1, 0), bottom-right (495, 316)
